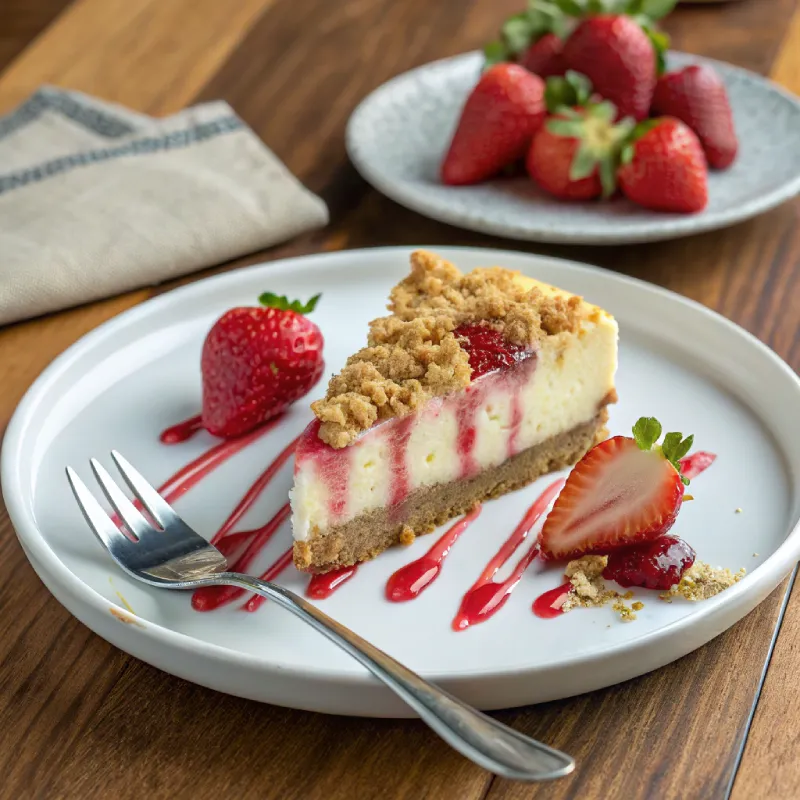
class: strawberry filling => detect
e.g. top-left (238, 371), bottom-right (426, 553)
top-left (603, 535), bottom-right (696, 590)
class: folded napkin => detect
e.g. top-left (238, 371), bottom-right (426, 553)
top-left (0, 87), bottom-right (329, 325)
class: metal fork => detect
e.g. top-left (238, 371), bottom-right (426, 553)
top-left (66, 450), bottom-right (574, 783)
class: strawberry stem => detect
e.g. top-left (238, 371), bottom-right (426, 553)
top-left (258, 292), bottom-right (321, 314)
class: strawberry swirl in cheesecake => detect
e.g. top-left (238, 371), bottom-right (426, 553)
top-left (290, 250), bottom-right (618, 573)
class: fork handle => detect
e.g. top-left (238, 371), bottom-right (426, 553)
top-left (218, 572), bottom-right (573, 782)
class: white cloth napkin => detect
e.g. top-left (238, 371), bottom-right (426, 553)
top-left (0, 87), bottom-right (329, 325)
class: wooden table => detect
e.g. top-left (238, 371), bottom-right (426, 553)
top-left (1, 0), bottom-right (798, 797)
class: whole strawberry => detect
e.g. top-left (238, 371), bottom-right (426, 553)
top-left (483, 1), bottom-right (571, 77)
top-left (618, 117), bottom-right (708, 213)
top-left (526, 101), bottom-right (633, 200)
top-left (520, 33), bottom-right (566, 78)
top-left (540, 416), bottom-right (694, 561)
top-left (652, 64), bottom-right (738, 169)
top-left (202, 293), bottom-right (324, 438)
top-left (441, 63), bottom-right (545, 185)
top-left (562, 15), bottom-right (656, 121)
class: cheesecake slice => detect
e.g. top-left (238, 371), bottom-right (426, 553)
top-left (291, 251), bottom-right (618, 573)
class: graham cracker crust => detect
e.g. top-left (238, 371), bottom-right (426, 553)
top-left (293, 410), bottom-right (609, 573)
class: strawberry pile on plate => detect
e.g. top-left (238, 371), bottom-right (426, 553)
top-left (440, 0), bottom-right (738, 213)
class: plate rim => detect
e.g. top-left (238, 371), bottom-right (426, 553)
top-left (4, 245), bottom-right (800, 690)
top-left (346, 51), bottom-right (800, 245)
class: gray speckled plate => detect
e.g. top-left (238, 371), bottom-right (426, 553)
top-left (346, 51), bottom-right (800, 244)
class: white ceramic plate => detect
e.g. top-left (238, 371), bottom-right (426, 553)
top-left (347, 52), bottom-right (800, 244)
top-left (4, 247), bottom-right (800, 718)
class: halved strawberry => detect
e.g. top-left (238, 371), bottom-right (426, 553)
top-left (540, 416), bottom-right (694, 561)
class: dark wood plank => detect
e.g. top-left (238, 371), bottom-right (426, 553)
top-left (732, 575), bottom-right (800, 799)
top-left (0, 513), bottom-right (130, 789)
top-left (41, 659), bottom-right (490, 799)
top-left (664, 0), bottom-right (797, 75)
top-left (0, 0), bottom-right (73, 73)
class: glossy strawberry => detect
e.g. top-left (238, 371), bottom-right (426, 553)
top-left (562, 15), bottom-right (656, 121)
top-left (540, 416), bottom-right (694, 561)
top-left (651, 65), bottom-right (738, 169)
top-left (441, 63), bottom-right (545, 185)
top-left (618, 117), bottom-right (708, 213)
top-left (603, 535), bottom-right (696, 590)
top-left (526, 101), bottom-right (633, 200)
top-left (520, 33), bottom-right (566, 78)
top-left (201, 293), bottom-right (324, 438)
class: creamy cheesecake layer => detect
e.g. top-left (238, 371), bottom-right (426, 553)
top-left (291, 308), bottom-right (618, 542)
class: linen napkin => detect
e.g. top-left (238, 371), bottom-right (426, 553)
top-left (0, 87), bottom-right (329, 325)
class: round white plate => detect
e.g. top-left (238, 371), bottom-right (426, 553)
top-left (4, 247), bottom-right (800, 717)
top-left (347, 52), bottom-right (800, 244)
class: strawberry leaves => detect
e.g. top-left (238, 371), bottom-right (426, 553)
top-left (258, 292), bottom-right (321, 314)
top-left (544, 70), bottom-right (593, 112)
top-left (632, 415), bottom-right (695, 484)
top-left (484, 0), bottom-right (570, 66)
top-left (486, 0), bottom-right (674, 75)
top-left (545, 101), bottom-right (634, 197)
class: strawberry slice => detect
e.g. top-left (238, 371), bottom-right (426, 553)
top-left (540, 417), bottom-right (694, 561)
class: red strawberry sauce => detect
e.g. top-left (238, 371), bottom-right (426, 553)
top-left (386, 505), bottom-right (482, 602)
top-left (307, 565), bottom-right (359, 600)
top-left (160, 414), bottom-right (205, 444)
top-left (532, 582), bottom-right (572, 619)
top-left (451, 479), bottom-right (564, 631)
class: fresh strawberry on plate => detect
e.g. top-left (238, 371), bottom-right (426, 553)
top-left (526, 99), bottom-right (633, 200)
top-left (652, 64), bottom-right (738, 168)
top-left (561, 14), bottom-right (659, 121)
top-left (520, 33), bottom-right (566, 78)
top-left (540, 416), bottom-right (695, 560)
top-left (618, 117), bottom-right (709, 212)
top-left (483, 1), bottom-right (572, 78)
top-left (201, 292), bottom-right (325, 438)
top-left (440, 63), bottom-right (545, 185)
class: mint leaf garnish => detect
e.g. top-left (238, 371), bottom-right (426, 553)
top-left (258, 292), bottom-right (321, 314)
top-left (633, 417), bottom-right (695, 484)
top-left (632, 416), bottom-right (662, 450)
top-left (660, 430), bottom-right (695, 484)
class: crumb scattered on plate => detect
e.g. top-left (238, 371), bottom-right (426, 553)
top-left (659, 562), bottom-right (746, 602)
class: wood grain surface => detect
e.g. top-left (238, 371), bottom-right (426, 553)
top-left (0, 0), bottom-right (798, 798)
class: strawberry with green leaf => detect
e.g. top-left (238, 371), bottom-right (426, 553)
top-left (201, 293), bottom-right (324, 438)
top-left (555, 0), bottom-right (675, 120)
top-left (484, 0), bottom-right (572, 77)
top-left (526, 100), bottom-right (634, 200)
top-left (651, 64), bottom-right (738, 169)
top-left (539, 415), bottom-right (695, 561)
top-left (617, 117), bottom-right (708, 212)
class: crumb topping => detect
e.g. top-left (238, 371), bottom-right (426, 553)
top-left (612, 599), bottom-right (638, 622)
top-left (312, 250), bottom-right (584, 448)
top-left (659, 562), bottom-right (746, 602)
top-left (561, 556), bottom-right (620, 612)
top-left (399, 525), bottom-right (416, 546)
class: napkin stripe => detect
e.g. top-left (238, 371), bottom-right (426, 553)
top-left (0, 115), bottom-right (244, 196)
top-left (0, 87), bottom-right (136, 141)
